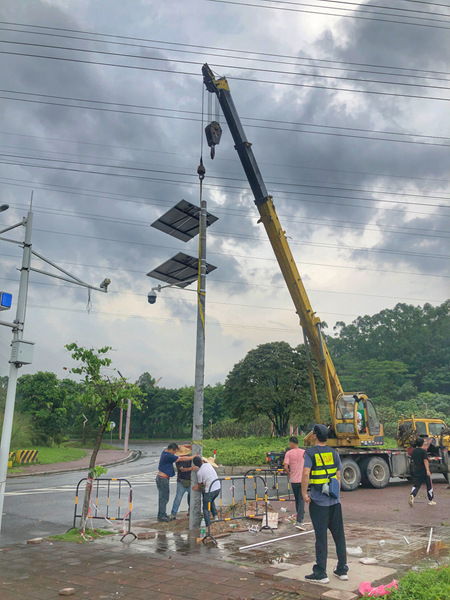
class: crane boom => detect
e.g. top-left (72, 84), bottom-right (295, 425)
top-left (202, 64), bottom-right (343, 418)
top-left (202, 63), bottom-right (383, 447)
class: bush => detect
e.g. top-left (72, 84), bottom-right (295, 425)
top-left (375, 566), bottom-right (449, 599)
top-left (0, 411), bottom-right (34, 449)
top-left (204, 416), bottom-right (273, 439)
top-left (202, 436), bottom-right (289, 466)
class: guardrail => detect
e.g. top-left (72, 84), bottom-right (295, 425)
top-left (245, 468), bottom-right (293, 502)
top-left (201, 474), bottom-right (272, 544)
top-left (73, 477), bottom-right (135, 541)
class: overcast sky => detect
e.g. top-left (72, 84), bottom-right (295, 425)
top-left (0, 0), bottom-right (449, 389)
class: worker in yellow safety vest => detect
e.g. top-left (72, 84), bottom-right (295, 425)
top-left (301, 424), bottom-right (348, 585)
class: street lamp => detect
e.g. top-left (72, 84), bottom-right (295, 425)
top-left (147, 195), bottom-right (218, 530)
top-left (0, 203), bottom-right (111, 534)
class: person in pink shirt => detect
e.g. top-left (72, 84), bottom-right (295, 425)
top-left (284, 436), bottom-right (306, 529)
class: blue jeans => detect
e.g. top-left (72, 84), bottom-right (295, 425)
top-left (203, 489), bottom-right (220, 527)
top-left (156, 475), bottom-right (170, 520)
top-left (171, 480), bottom-right (191, 516)
top-left (291, 482), bottom-right (305, 523)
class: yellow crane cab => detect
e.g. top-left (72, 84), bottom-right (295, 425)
top-left (397, 414), bottom-right (450, 450)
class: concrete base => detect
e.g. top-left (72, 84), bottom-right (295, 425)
top-left (274, 558), bottom-right (397, 593)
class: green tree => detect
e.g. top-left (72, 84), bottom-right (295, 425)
top-left (224, 341), bottom-right (319, 436)
top-left (16, 371), bottom-right (70, 445)
top-left (327, 301), bottom-right (450, 394)
top-left (65, 343), bottom-right (142, 531)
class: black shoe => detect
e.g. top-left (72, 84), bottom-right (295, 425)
top-left (169, 515), bottom-right (176, 520)
top-left (305, 572), bottom-right (329, 584)
top-left (333, 568), bottom-right (349, 581)
top-left (158, 516), bottom-right (170, 522)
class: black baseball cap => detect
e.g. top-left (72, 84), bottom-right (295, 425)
top-left (313, 424), bottom-right (329, 441)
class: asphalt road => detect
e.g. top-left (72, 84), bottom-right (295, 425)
top-left (0, 441), bottom-right (169, 546)
top-left (2, 442), bottom-right (448, 547)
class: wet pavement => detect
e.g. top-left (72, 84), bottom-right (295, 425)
top-left (1, 479), bottom-right (448, 600)
top-left (1, 458), bottom-right (449, 599)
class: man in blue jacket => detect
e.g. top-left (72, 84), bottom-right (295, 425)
top-left (301, 424), bottom-right (348, 584)
top-left (156, 443), bottom-right (197, 522)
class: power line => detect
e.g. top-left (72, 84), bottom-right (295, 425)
top-left (1, 49), bottom-right (448, 102)
top-left (204, 0), bottom-right (450, 29)
top-left (1, 163), bottom-right (448, 220)
top-left (1, 24), bottom-right (449, 83)
top-left (24, 225), bottom-right (448, 263)
top-left (2, 39), bottom-right (450, 93)
top-left (2, 20), bottom-right (448, 78)
top-left (0, 272), bottom-right (445, 306)
top-left (20, 200), bottom-right (450, 240)
top-left (1, 89), bottom-right (448, 147)
top-left (4, 177), bottom-right (449, 239)
top-left (1, 130), bottom-right (448, 185)
top-left (2, 153), bottom-right (448, 209)
top-left (255, 0), bottom-right (450, 20)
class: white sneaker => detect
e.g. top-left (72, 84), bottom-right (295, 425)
top-left (333, 569), bottom-right (349, 581)
top-left (428, 500), bottom-right (436, 506)
top-left (408, 495), bottom-right (414, 507)
top-left (295, 522), bottom-right (305, 531)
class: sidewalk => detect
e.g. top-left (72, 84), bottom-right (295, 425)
top-left (1, 487), bottom-right (448, 600)
top-left (8, 449), bottom-right (139, 477)
top-left (0, 533), bottom-right (378, 600)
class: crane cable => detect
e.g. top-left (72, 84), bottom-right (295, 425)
top-left (197, 87), bottom-right (206, 332)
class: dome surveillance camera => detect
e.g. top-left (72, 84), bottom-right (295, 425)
top-left (147, 290), bottom-right (157, 304)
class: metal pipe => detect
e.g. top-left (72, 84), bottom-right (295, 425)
top-left (239, 529), bottom-right (314, 550)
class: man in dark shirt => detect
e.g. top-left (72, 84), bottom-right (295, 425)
top-left (156, 443), bottom-right (196, 522)
top-left (170, 446), bottom-right (195, 519)
top-left (409, 437), bottom-right (436, 507)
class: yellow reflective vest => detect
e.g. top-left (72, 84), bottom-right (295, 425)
top-left (307, 446), bottom-right (338, 487)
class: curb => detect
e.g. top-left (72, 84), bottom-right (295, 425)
top-left (7, 449), bottom-right (142, 478)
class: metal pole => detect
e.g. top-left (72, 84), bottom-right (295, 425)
top-left (0, 209), bottom-right (32, 533)
top-left (124, 399), bottom-right (131, 453)
top-left (119, 407), bottom-right (123, 440)
top-left (189, 169), bottom-right (207, 531)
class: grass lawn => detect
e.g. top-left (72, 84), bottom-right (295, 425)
top-left (48, 528), bottom-right (116, 543)
top-left (32, 446), bottom-right (88, 465)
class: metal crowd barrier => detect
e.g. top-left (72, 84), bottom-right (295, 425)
top-left (73, 477), bottom-right (135, 541)
top-left (245, 468), bottom-right (293, 502)
top-left (202, 474), bottom-right (272, 544)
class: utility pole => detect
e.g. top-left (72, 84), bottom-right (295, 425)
top-left (0, 209), bottom-right (32, 533)
top-left (0, 204), bottom-right (111, 535)
top-left (189, 163), bottom-right (207, 530)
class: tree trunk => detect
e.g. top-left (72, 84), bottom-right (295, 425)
top-left (78, 409), bottom-right (111, 532)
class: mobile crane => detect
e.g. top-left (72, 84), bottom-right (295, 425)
top-left (202, 63), bottom-right (450, 490)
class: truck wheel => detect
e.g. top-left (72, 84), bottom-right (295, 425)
top-left (363, 457), bottom-right (390, 489)
top-left (340, 459), bottom-right (361, 492)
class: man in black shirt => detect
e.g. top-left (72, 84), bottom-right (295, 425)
top-left (409, 437), bottom-right (436, 507)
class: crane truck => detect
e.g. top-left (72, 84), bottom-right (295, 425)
top-left (202, 63), bottom-right (450, 491)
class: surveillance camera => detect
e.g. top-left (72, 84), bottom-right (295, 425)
top-left (147, 290), bottom-right (157, 304)
top-left (100, 278), bottom-right (111, 291)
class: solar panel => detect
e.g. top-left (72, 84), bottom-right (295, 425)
top-left (146, 252), bottom-right (217, 288)
top-left (151, 199), bottom-right (218, 242)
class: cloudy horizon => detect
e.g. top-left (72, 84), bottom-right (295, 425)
top-left (0, 0), bottom-right (448, 388)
